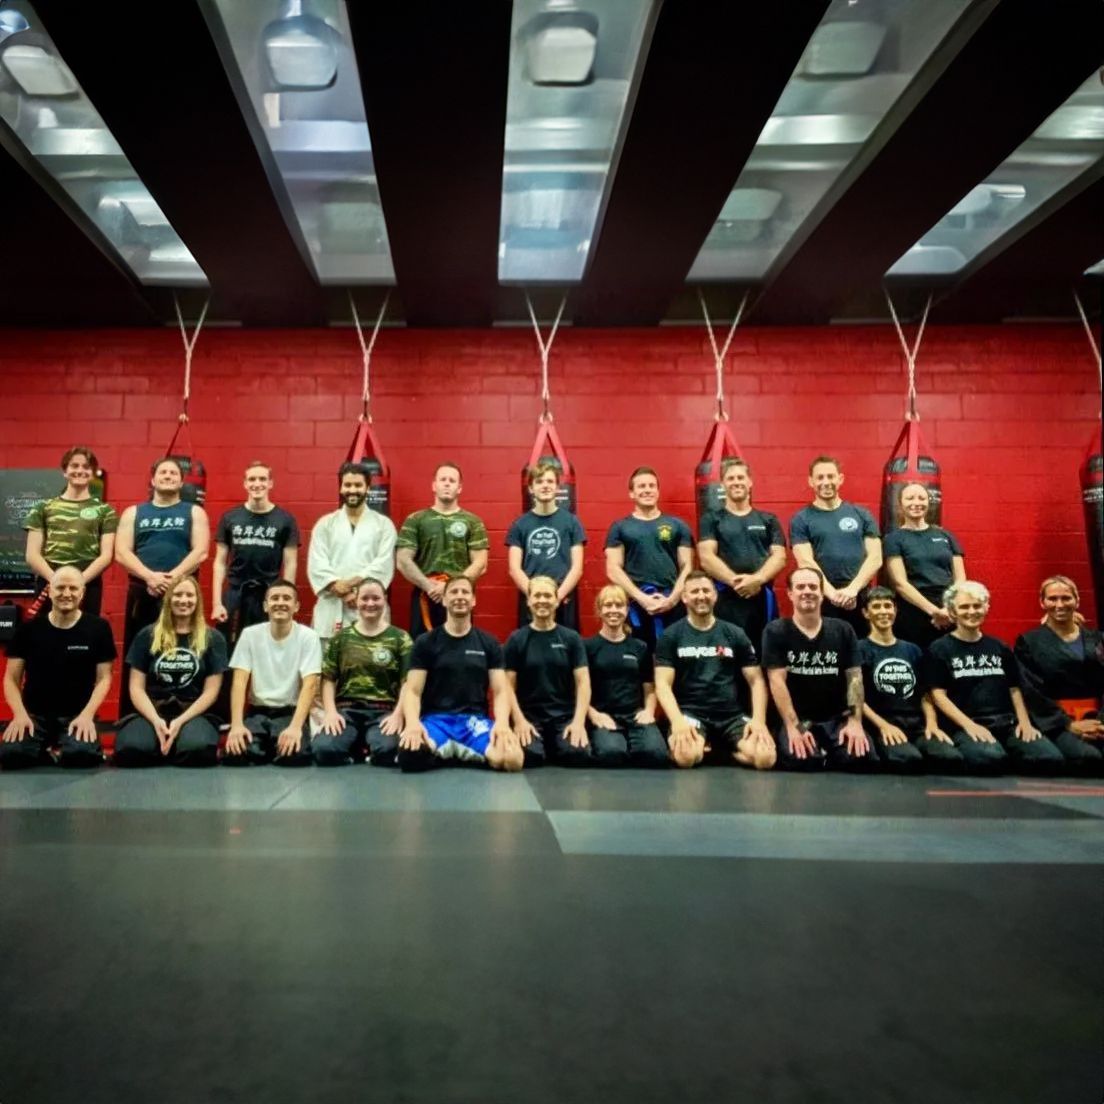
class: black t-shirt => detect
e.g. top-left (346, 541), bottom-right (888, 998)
top-left (605, 514), bottom-right (693, 590)
top-left (586, 634), bottom-right (653, 718)
top-left (857, 637), bottom-right (924, 722)
top-left (410, 625), bottom-right (504, 716)
top-left (654, 617), bottom-right (756, 721)
top-left (761, 617), bottom-right (858, 723)
top-left (505, 509), bottom-right (587, 584)
top-left (126, 626), bottom-right (228, 706)
top-left (8, 613), bottom-right (117, 717)
top-left (699, 508), bottom-right (785, 574)
top-left (789, 503), bottom-right (879, 587)
top-left (882, 526), bottom-right (963, 594)
top-left (216, 505), bottom-right (299, 588)
top-left (926, 634), bottom-right (1020, 719)
top-left (505, 625), bottom-right (587, 724)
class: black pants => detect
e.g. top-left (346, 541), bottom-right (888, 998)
top-left (114, 711), bottom-right (220, 768)
top-left (0, 714), bottom-right (102, 770)
top-left (313, 702), bottom-right (397, 766)
top-left (627, 599), bottom-right (684, 655)
top-left (522, 715), bottom-right (592, 768)
top-left (949, 713), bottom-right (1064, 776)
top-left (715, 588), bottom-right (771, 652)
top-left (217, 582), bottom-right (269, 650)
top-left (409, 588), bottom-right (446, 640)
top-left (820, 598), bottom-right (869, 639)
top-left (221, 706), bottom-right (313, 767)
top-left (119, 578), bottom-right (166, 717)
top-left (893, 591), bottom-right (950, 651)
top-left (775, 713), bottom-right (880, 772)
top-left (588, 716), bottom-right (668, 767)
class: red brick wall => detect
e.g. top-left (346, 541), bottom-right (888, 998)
top-left (0, 324), bottom-right (1098, 716)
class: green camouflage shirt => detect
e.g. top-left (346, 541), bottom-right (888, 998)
top-left (395, 507), bottom-right (489, 575)
top-left (322, 623), bottom-right (412, 704)
top-left (23, 496), bottom-right (118, 566)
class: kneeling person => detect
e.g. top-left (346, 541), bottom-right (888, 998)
top-left (505, 576), bottom-right (591, 767)
top-left (399, 576), bottom-right (522, 772)
top-left (1, 567), bottom-right (115, 770)
top-left (928, 581), bottom-right (1062, 774)
top-left (585, 585), bottom-right (668, 767)
top-left (316, 578), bottom-right (411, 766)
top-left (858, 587), bottom-right (960, 772)
top-left (762, 568), bottom-right (876, 770)
top-left (654, 570), bottom-right (774, 769)
top-left (223, 579), bottom-right (322, 766)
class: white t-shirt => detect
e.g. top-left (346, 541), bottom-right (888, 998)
top-left (230, 622), bottom-right (323, 708)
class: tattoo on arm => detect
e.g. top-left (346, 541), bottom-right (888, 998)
top-left (846, 667), bottom-right (864, 718)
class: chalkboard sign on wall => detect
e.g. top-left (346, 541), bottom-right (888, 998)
top-left (0, 470), bottom-right (65, 593)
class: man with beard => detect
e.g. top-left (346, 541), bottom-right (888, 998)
top-left (653, 570), bottom-right (774, 770)
top-left (396, 462), bottom-right (489, 638)
top-left (308, 462), bottom-right (397, 642)
top-left (1, 567), bottom-right (115, 769)
top-left (761, 567), bottom-right (877, 770)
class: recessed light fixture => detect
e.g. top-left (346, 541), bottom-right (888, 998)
top-left (522, 10), bottom-right (599, 86)
top-left (262, 0), bottom-right (339, 91)
top-left (1, 39), bottom-right (78, 97)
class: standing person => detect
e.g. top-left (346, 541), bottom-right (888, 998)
top-left (506, 462), bottom-right (586, 629)
top-left (114, 576), bottom-right (227, 768)
top-left (1013, 575), bottom-right (1102, 771)
top-left (398, 576), bottom-right (521, 772)
top-left (223, 579), bottom-right (322, 767)
top-left (396, 462), bottom-right (489, 638)
top-left (789, 455), bottom-right (881, 637)
top-left (605, 466), bottom-right (694, 653)
top-left (927, 581), bottom-right (1064, 774)
top-left (114, 457), bottom-right (210, 715)
top-left (315, 578), bottom-right (411, 767)
top-left (857, 586), bottom-right (961, 772)
top-left (23, 446), bottom-right (117, 617)
top-left (761, 567), bottom-right (878, 771)
top-left (882, 482), bottom-right (966, 649)
top-left (505, 576), bottom-right (591, 768)
top-left (307, 462), bottom-right (396, 642)
top-left (212, 461), bottom-right (300, 648)
top-left (653, 570), bottom-right (774, 770)
top-left (0, 567), bottom-right (115, 770)
top-left (585, 585), bottom-right (668, 768)
top-left (697, 457), bottom-right (786, 648)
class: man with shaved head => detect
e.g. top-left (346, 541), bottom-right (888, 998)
top-left (1, 567), bottom-right (116, 769)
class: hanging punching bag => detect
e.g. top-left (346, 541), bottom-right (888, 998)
top-left (346, 419), bottom-right (391, 517)
top-left (1081, 423), bottom-right (1103, 627)
top-left (695, 420), bottom-right (744, 530)
top-left (522, 420), bottom-right (577, 513)
top-left (881, 418), bottom-right (941, 533)
top-left (162, 419), bottom-right (206, 505)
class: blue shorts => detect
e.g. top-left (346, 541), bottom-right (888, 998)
top-left (422, 713), bottom-right (493, 762)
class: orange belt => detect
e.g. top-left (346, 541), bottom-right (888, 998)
top-left (1057, 697), bottom-right (1101, 722)
top-left (419, 573), bottom-right (450, 632)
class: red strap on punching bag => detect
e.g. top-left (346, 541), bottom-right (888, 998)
top-left (164, 414), bottom-right (193, 461)
top-left (699, 419), bottom-right (743, 472)
top-left (886, 417), bottom-right (923, 477)
top-left (346, 417), bottom-right (389, 473)
top-left (528, 418), bottom-right (569, 471)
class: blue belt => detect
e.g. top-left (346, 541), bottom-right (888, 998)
top-left (714, 579), bottom-right (779, 621)
top-left (628, 584), bottom-right (671, 638)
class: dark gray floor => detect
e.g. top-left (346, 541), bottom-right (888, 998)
top-left (1, 768), bottom-right (1102, 1104)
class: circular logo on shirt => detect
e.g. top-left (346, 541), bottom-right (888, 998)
top-left (657, 523), bottom-right (674, 542)
top-left (872, 657), bottom-right (916, 701)
top-left (372, 648), bottom-right (393, 665)
top-left (79, 506), bottom-right (101, 520)
top-left (448, 520), bottom-right (469, 539)
top-left (528, 526), bottom-right (561, 559)
top-left (150, 647), bottom-right (200, 689)
top-left (838, 516), bottom-right (859, 533)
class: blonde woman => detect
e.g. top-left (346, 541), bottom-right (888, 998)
top-left (115, 576), bottom-right (227, 767)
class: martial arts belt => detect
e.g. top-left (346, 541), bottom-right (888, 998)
top-left (1080, 423), bottom-right (1102, 628)
top-left (695, 420), bottom-right (744, 530)
top-left (522, 419), bottom-right (576, 513)
top-left (162, 419), bottom-right (206, 505)
top-left (346, 418), bottom-right (391, 518)
top-left (627, 584), bottom-right (671, 639)
top-left (1058, 698), bottom-right (1101, 723)
top-left (713, 580), bottom-right (780, 622)
top-left (419, 573), bottom-right (451, 632)
top-left (881, 418), bottom-right (941, 534)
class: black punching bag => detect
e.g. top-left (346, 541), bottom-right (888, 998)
top-left (1082, 424), bottom-right (1103, 627)
top-left (522, 421), bottom-right (577, 513)
top-left (695, 421), bottom-right (743, 530)
top-left (346, 419), bottom-right (391, 517)
top-left (881, 418), bottom-right (941, 533)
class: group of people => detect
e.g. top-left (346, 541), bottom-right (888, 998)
top-left (1, 447), bottom-right (1100, 775)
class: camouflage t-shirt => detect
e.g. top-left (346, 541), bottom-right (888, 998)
top-left (322, 623), bottom-right (412, 704)
top-left (396, 508), bottom-right (489, 575)
top-left (23, 496), bottom-right (118, 566)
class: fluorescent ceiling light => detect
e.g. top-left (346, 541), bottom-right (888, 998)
top-left (262, 1), bottom-right (339, 91)
top-left (719, 188), bottom-right (782, 222)
top-left (1, 43), bottom-right (78, 96)
top-left (522, 11), bottom-right (599, 86)
top-left (798, 21), bottom-right (885, 77)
